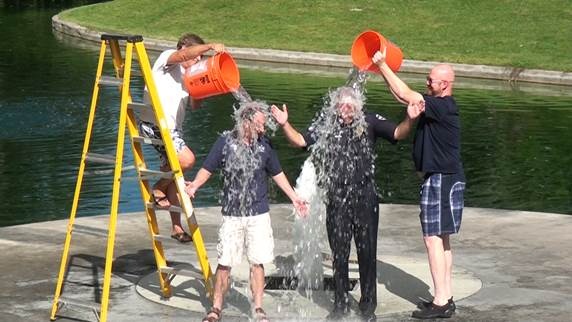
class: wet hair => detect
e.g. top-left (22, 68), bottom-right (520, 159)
top-left (332, 86), bottom-right (364, 111)
top-left (237, 101), bottom-right (265, 121)
top-left (176, 33), bottom-right (205, 50)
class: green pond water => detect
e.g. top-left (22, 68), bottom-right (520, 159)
top-left (0, 3), bottom-right (570, 227)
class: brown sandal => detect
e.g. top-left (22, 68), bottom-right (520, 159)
top-left (170, 231), bottom-right (193, 243)
top-left (254, 307), bottom-right (269, 322)
top-left (152, 191), bottom-right (170, 210)
top-left (202, 307), bottom-right (222, 322)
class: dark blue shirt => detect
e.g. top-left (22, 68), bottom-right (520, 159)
top-left (202, 133), bottom-right (282, 216)
top-left (413, 95), bottom-right (463, 173)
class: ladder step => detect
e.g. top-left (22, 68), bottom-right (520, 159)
top-left (127, 102), bottom-right (152, 112)
top-left (139, 169), bottom-right (173, 180)
top-left (83, 165), bottom-right (136, 176)
top-left (73, 224), bottom-right (108, 238)
top-left (57, 296), bottom-right (100, 320)
top-left (146, 201), bottom-right (183, 213)
top-left (153, 233), bottom-right (190, 246)
top-left (58, 297), bottom-right (99, 311)
top-left (85, 152), bottom-right (116, 165)
top-left (132, 136), bottom-right (164, 146)
top-left (98, 75), bottom-right (123, 87)
top-left (159, 264), bottom-right (203, 279)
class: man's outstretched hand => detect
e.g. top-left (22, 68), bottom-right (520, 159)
top-left (184, 181), bottom-right (198, 198)
top-left (271, 104), bottom-right (289, 127)
top-left (292, 197), bottom-right (309, 218)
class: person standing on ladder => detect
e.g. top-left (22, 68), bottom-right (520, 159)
top-left (138, 33), bottom-right (225, 243)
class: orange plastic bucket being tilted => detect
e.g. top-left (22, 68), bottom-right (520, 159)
top-left (183, 52), bottom-right (240, 100)
top-left (351, 30), bottom-right (403, 73)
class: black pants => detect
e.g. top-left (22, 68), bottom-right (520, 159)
top-left (326, 186), bottom-right (379, 315)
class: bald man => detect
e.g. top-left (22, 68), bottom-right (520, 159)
top-left (373, 51), bottom-right (465, 319)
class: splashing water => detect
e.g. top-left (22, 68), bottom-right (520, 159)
top-left (292, 71), bottom-right (373, 294)
top-left (345, 67), bottom-right (368, 94)
top-left (216, 90), bottom-right (282, 219)
top-left (308, 86), bottom-right (373, 198)
top-left (233, 86), bottom-right (279, 135)
top-left (293, 159), bottom-right (326, 290)
top-left (232, 85), bottom-right (253, 103)
top-left (219, 100), bottom-right (270, 217)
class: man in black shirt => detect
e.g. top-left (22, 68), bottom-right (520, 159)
top-left (272, 86), bottom-right (417, 320)
top-left (373, 50), bottom-right (466, 319)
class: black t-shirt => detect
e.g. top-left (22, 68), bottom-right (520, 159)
top-left (202, 133), bottom-right (282, 216)
top-left (303, 112), bottom-right (397, 147)
top-left (302, 112), bottom-right (397, 195)
top-left (413, 95), bottom-right (463, 173)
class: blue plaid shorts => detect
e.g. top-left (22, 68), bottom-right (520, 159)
top-left (419, 173), bottom-right (466, 236)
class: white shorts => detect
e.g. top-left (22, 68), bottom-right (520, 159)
top-left (217, 213), bottom-right (274, 267)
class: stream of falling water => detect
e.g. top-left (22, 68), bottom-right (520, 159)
top-left (292, 68), bottom-right (370, 296)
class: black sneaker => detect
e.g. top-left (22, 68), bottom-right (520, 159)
top-left (327, 304), bottom-right (350, 320)
top-left (360, 312), bottom-right (376, 321)
top-left (412, 302), bottom-right (453, 319)
top-left (417, 297), bottom-right (456, 312)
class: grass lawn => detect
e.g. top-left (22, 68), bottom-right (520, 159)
top-left (61, 0), bottom-right (572, 71)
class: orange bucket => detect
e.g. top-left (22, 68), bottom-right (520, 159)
top-left (183, 52), bottom-right (240, 99)
top-left (351, 30), bottom-right (403, 73)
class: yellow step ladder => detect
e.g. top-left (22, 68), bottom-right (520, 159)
top-left (50, 34), bottom-right (213, 322)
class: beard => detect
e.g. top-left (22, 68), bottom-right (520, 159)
top-left (426, 86), bottom-right (438, 96)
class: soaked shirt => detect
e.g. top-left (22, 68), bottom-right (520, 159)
top-left (303, 112), bottom-right (397, 201)
top-left (202, 133), bottom-right (282, 217)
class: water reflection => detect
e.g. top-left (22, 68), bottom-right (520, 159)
top-left (0, 6), bottom-right (570, 227)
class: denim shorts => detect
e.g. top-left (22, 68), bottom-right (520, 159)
top-left (138, 121), bottom-right (186, 167)
top-left (419, 172), bottom-right (466, 236)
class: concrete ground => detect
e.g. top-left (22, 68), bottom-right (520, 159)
top-left (1, 204), bottom-right (571, 321)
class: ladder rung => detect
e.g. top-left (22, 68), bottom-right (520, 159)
top-left (127, 102), bottom-right (152, 112)
top-left (132, 136), bottom-right (164, 146)
top-left (159, 265), bottom-right (203, 279)
top-left (139, 169), bottom-right (173, 180)
top-left (73, 224), bottom-right (108, 238)
top-left (153, 233), bottom-right (190, 246)
top-left (83, 165), bottom-right (136, 176)
top-left (57, 296), bottom-right (100, 320)
top-left (85, 152), bottom-right (116, 165)
top-left (98, 75), bottom-right (123, 86)
top-left (145, 202), bottom-right (182, 213)
top-left (58, 297), bottom-right (99, 310)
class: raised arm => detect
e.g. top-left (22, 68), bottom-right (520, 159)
top-left (272, 172), bottom-right (308, 217)
top-left (167, 43), bottom-right (225, 65)
top-left (372, 50), bottom-right (424, 105)
top-left (271, 104), bottom-right (307, 148)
